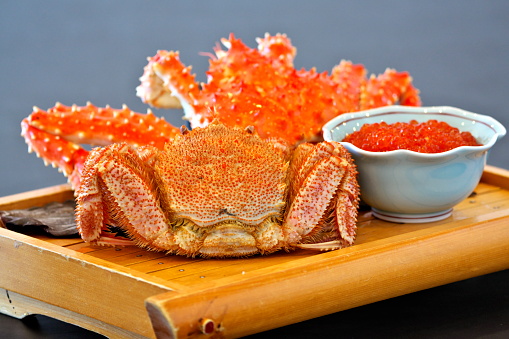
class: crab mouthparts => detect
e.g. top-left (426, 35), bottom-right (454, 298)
top-left (200, 224), bottom-right (258, 257)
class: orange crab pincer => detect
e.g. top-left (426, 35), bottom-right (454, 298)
top-left (76, 121), bottom-right (359, 258)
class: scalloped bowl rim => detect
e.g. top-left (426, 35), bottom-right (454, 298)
top-left (322, 105), bottom-right (506, 157)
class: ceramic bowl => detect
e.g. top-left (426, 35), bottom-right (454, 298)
top-left (322, 105), bottom-right (506, 223)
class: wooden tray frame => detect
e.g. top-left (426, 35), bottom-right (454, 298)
top-left (1, 165), bottom-right (509, 339)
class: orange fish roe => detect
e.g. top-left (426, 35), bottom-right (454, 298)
top-left (342, 119), bottom-right (481, 153)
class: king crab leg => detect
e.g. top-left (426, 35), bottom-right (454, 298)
top-left (360, 68), bottom-right (421, 109)
top-left (331, 60), bottom-right (421, 111)
top-left (21, 118), bottom-right (89, 190)
top-left (21, 102), bottom-right (180, 190)
top-left (136, 50), bottom-right (202, 113)
top-left (136, 34), bottom-right (421, 145)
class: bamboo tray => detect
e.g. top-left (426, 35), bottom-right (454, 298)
top-left (1, 165), bottom-right (509, 339)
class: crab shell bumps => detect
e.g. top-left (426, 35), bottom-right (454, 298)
top-left (76, 121), bottom-right (360, 258)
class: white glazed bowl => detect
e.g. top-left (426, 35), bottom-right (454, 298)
top-left (323, 106), bottom-right (506, 223)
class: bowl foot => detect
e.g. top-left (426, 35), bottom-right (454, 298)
top-left (371, 208), bottom-right (453, 223)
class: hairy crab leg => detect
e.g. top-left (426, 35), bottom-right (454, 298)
top-left (76, 143), bottom-right (178, 251)
top-left (287, 142), bottom-right (351, 202)
top-left (334, 165), bottom-right (359, 244)
top-left (283, 154), bottom-right (356, 247)
top-left (284, 141), bottom-right (359, 250)
top-left (75, 146), bottom-right (111, 243)
top-left (21, 102), bottom-right (180, 189)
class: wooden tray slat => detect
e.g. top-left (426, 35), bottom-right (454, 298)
top-left (0, 228), bottom-right (176, 338)
top-left (0, 165), bottom-right (508, 338)
top-left (147, 216), bottom-right (509, 338)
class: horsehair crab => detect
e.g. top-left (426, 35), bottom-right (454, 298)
top-left (136, 33), bottom-right (421, 143)
top-left (76, 120), bottom-right (359, 257)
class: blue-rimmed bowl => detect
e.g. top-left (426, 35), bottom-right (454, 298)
top-left (323, 106), bottom-right (506, 223)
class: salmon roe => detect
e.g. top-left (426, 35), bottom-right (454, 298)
top-left (342, 119), bottom-right (481, 153)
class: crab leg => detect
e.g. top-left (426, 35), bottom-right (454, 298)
top-left (139, 33), bottom-right (296, 115)
top-left (21, 119), bottom-right (89, 190)
top-left (287, 141), bottom-right (351, 202)
top-left (76, 143), bottom-right (178, 251)
top-left (137, 35), bottom-right (302, 133)
top-left (21, 102), bottom-right (180, 189)
top-left (330, 60), bottom-right (368, 114)
top-left (284, 155), bottom-right (355, 246)
top-left (332, 61), bottom-right (421, 110)
top-left (255, 33), bottom-right (297, 68)
top-left (284, 141), bottom-right (359, 250)
top-left (360, 68), bottom-right (421, 109)
top-left (137, 50), bottom-right (204, 125)
top-left (334, 165), bottom-right (359, 244)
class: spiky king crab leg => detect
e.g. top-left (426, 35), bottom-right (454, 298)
top-left (137, 33), bottom-right (422, 144)
top-left (21, 102), bottom-right (180, 190)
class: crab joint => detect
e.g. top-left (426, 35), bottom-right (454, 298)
top-left (245, 125), bottom-right (255, 134)
top-left (199, 318), bottom-right (215, 335)
top-left (180, 125), bottom-right (190, 135)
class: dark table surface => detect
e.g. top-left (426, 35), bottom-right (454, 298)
top-left (1, 1), bottom-right (508, 338)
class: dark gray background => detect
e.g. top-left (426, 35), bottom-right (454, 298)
top-left (1, 0), bottom-right (508, 196)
